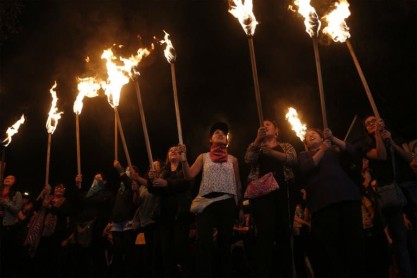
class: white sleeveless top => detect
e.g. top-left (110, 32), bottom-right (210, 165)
top-left (198, 152), bottom-right (237, 197)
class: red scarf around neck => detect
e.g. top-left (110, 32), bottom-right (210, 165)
top-left (210, 143), bottom-right (228, 163)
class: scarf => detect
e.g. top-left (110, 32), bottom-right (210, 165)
top-left (86, 179), bottom-right (104, 198)
top-left (210, 143), bottom-right (228, 163)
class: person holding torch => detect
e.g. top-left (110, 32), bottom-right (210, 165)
top-left (298, 127), bottom-right (364, 277)
top-left (179, 122), bottom-right (242, 277)
top-left (244, 119), bottom-right (297, 277)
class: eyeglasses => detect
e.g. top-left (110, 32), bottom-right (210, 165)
top-left (365, 119), bottom-right (377, 127)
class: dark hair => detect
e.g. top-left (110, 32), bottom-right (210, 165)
top-left (263, 118), bottom-right (279, 128)
top-left (209, 122), bottom-right (229, 137)
top-left (304, 128), bottom-right (323, 143)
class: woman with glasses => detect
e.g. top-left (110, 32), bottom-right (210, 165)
top-left (357, 115), bottom-right (415, 278)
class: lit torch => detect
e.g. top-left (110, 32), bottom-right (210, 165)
top-left (2, 115), bottom-right (25, 147)
top-left (101, 47), bottom-right (133, 170)
top-left (73, 77), bottom-right (101, 176)
top-left (1, 114), bottom-right (25, 186)
top-left (290, 0), bottom-right (328, 128)
top-left (119, 46), bottom-right (154, 170)
top-left (322, 0), bottom-right (380, 118)
top-left (158, 31), bottom-right (184, 144)
top-left (45, 81), bottom-right (63, 189)
top-left (229, 0), bottom-right (264, 126)
top-left (285, 107), bottom-right (307, 141)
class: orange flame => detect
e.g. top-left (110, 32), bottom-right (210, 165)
top-left (322, 0), bottom-right (351, 42)
top-left (46, 82), bottom-right (63, 134)
top-left (158, 30), bottom-right (176, 63)
top-left (73, 77), bottom-right (102, 115)
top-left (102, 46), bottom-right (151, 108)
top-left (285, 107), bottom-right (307, 141)
top-left (228, 0), bottom-right (258, 36)
top-left (101, 48), bottom-right (130, 108)
top-left (2, 115), bottom-right (25, 147)
top-left (289, 0), bottom-right (321, 37)
top-left (119, 46), bottom-right (152, 78)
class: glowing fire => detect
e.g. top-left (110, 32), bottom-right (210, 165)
top-left (73, 77), bottom-right (102, 115)
top-left (101, 48), bottom-right (130, 108)
top-left (119, 46), bottom-right (152, 78)
top-left (322, 0), bottom-right (351, 42)
top-left (101, 46), bottom-right (151, 108)
top-left (2, 115), bottom-right (25, 147)
top-left (228, 0), bottom-right (258, 36)
top-left (285, 107), bottom-right (307, 141)
top-left (46, 82), bottom-right (63, 134)
top-left (289, 0), bottom-right (321, 37)
top-left (158, 30), bottom-right (176, 63)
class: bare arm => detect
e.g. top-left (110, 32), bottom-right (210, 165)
top-left (181, 154), bottom-right (203, 180)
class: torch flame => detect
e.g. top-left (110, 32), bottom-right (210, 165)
top-left (158, 30), bottom-right (176, 63)
top-left (73, 77), bottom-right (102, 115)
top-left (321, 0), bottom-right (351, 43)
top-left (102, 46), bottom-right (151, 108)
top-left (228, 0), bottom-right (258, 37)
top-left (2, 115), bottom-right (25, 147)
top-left (289, 0), bottom-right (321, 37)
top-left (119, 46), bottom-right (152, 78)
top-left (46, 81), bottom-right (63, 134)
top-left (101, 48), bottom-right (130, 108)
top-left (285, 107), bottom-right (307, 141)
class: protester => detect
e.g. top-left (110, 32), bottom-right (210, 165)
top-left (0, 174), bottom-right (23, 277)
top-left (25, 183), bottom-right (72, 277)
top-left (148, 146), bottom-right (192, 277)
top-left (180, 121), bottom-right (242, 277)
top-left (106, 160), bottom-right (138, 277)
top-left (298, 128), bottom-right (364, 277)
top-left (244, 119), bottom-right (297, 277)
top-left (356, 116), bottom-right (415, 277)
top-left (66, 172), bottom-right (114, 277)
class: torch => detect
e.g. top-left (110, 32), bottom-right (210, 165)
top-left (321, 0), bottom-right (380, 118)
top-left (45, 82), bottom-right (63, 189)
top-left (119, 47), bottom-right (154, 171)
top-left (73, 77), bottom-right (101, 176)
top-left (285, 107), bottom-right (307, 142)
top-left (290, 0), bottom-right (327, 128)
top-left (229, 0), bottom-right (264, 126)
top-left (158, 31), bottom-right (184, 144)
top-left (102, 48), bottom-right (133, 171)
top-left (1, 114), bottom-right (25, 185)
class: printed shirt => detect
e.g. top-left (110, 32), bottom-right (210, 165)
top-left (199, 152), bottom-right (237, 197)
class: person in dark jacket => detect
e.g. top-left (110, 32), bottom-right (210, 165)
top-left (148, 146), bottom-right (192, 277)
top-left (298, 128), bottom-right (364, 277)
top-left (67, 172), bottom-right (114, 277)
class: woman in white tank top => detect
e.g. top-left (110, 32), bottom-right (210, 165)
top-left (179, 121), bottom-right (242, 277)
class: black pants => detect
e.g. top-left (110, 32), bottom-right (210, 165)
top-left (196, 197), bottom-right (236, 278)
top-left (250, 189), bottom-right (293, 278)
top-left (311, 201), bottom-right (365, 278)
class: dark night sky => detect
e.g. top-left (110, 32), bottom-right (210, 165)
top-left (0, 0), bottom-right (416, 194)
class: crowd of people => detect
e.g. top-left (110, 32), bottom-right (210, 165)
top-left (0, 117), bottom-right (416, 278)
